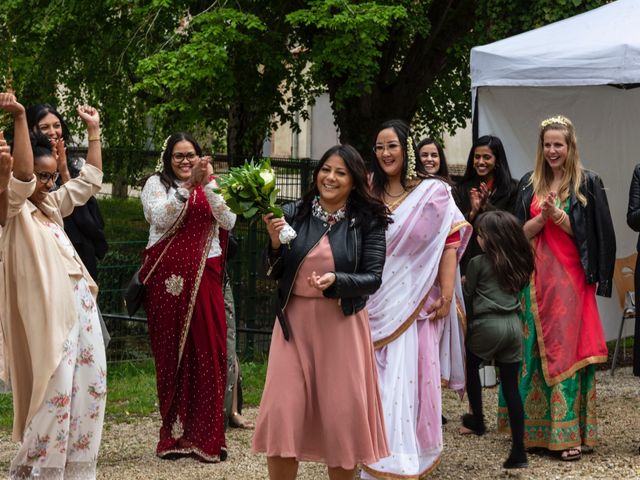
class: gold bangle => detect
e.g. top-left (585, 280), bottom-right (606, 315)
top-left (553, 210), bottom-right (567, 225)
top-left (88, 135), bottom-right (101, 142)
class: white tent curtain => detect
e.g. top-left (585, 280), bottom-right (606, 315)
top-left (470, 0), bottom-right (640, 339)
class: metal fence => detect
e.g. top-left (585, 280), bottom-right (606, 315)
top-left (96, 154), bottom-right (319, 362)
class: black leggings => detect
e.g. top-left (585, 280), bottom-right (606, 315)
top-left (466, 350), bottom-right (524, 453)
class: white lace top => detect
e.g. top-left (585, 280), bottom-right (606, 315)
top-left (141, 175), bottom-right (236, 258)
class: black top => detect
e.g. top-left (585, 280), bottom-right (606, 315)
top-left (515, 170), bottom-right (615, 297)
top-left (454, 177), bottom-right (518, 274)
top-left (265, 201), bottom-right (386, 340)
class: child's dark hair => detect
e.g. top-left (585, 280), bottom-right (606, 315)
top-left (475, 211), bottom-right (534, 293)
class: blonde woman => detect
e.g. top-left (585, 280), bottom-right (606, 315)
top-left (498, 115), bottom-right (615, 461)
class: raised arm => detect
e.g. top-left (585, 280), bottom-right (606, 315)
top-left (0, 92), bottom-right (32, 181)
top-left (77, 105), bottom-right (101, 171)
top-left (0, 134), bottom-right (12, 226)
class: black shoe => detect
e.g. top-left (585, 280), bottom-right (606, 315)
top-left (442, 415), bottom-right (448, 425)
top-left (461, 413), bottom-right (486, 435)
top-left (503, 450), bottom-right (528, 469)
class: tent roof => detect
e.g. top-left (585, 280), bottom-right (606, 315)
top-left (471, 0), bottom-right (640, 88)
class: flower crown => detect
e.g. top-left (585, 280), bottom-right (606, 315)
top-left (540, 115), bottom-right (570, 128)
top-left (155, 135), bottom-right (171, 172)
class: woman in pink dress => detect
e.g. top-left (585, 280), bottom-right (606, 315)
top-left (253, 144), bottom-right (391, 480)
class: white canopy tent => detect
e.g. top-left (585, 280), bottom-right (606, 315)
top-left (470, 0), bottom-right (640, 340)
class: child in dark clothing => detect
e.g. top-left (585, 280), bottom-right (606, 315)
top-left (461, 210), bottom-right (534, 469)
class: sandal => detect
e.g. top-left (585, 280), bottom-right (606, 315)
top-left (229, 412), bottom-right (255, 430)
top-left (560, 447), bottom-right (582, 461)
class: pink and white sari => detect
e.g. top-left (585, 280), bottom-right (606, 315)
top-left (362, 179), bottom-right (471, 479)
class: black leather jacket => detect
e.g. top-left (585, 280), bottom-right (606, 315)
top-left (265, 201), bottom-right (386, 340)
top-left (626, 164), bottom-right (640, 251)
top-left (515, 170), bottom-right (616, 297)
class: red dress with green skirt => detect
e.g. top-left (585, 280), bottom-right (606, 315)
top-left (498, 197), bottom-right (607, 450)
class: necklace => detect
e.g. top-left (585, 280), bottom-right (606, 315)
top-left (312, 197), bottom-right (347, 224)
top-left (385, 189), bottom-right (410, 212)
top-left (384, 187), bottom-right (406, 198)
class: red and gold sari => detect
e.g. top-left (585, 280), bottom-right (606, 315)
top-left (141, 185), bottom-right (228, 462)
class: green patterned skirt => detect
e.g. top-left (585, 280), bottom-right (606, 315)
top-left (497, 285), bottom-right (598, 450)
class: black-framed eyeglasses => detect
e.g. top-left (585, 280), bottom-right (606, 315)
top-left (172, 152), bottom-right (198, 162)
top-left (35, 171), bottom-right (59, 184)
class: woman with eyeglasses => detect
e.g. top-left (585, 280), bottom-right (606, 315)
top-left (0, 92), bottom-right (107, 479)
top-left (140, 132), bottom-right (236, 462)
top-left (26, 103), bottom-right (108, 281)
top-left (362, 120), bottom-right (470, 479)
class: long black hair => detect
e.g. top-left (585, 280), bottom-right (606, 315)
top-left (297, 144), bottom-right (391, 229)
top-left (474, 210), bottom-right (534, 294)
top-left (416, 137), bottom-right (450, 180)
top-left (369, 119), bottom-right (428, 198)
top-left (26, 104), bottom-right (72, 145)
top-left (144, 132), bottom-right (203, 191)
top-left (460, 135), bottom-right (513, 193)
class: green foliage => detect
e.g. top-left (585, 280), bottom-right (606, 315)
top-left (240, 361), bottom-right (268, 406)
top-left (98, 197), bottom-right (147, 242)
top-left (1, 0), bottom-right (609, 175)
top-left (216, 159), bottom-right (283, 220)
top-left (105, 360), bottom-right (158, 422)
top-left (287, 2), bottom-right (407, 106)
top-left (0, 392), bottom-right (12, 432)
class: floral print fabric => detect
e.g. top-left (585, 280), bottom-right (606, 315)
top-left (9, 271), bottom-right (107, 479)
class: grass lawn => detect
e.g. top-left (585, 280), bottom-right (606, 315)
top-left (98, 196), bottom-right (147, 242)
top-left (0, 360), bottom-right (267, 432)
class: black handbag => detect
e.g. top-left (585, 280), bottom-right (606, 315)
top-left (124, 234), bottom-right (177, 317)
top-left (124, 269), bottom-right (145, 317)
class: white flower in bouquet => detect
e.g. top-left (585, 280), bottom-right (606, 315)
top-left (216, 159), bottom-right (297, 244)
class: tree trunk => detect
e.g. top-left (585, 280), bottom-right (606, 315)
top-left (111, 173), bottom-right (129, 199)
top-left (227, 101), bottom-right (267, 166)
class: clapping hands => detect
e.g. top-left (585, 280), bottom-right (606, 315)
top-left (540, 191), bottom-right (558, 220)
top-left (469, 181), bottom-right (490, 219)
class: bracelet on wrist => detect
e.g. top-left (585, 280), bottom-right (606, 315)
top-left (88, 134), bottom-right (101, 142)
top-left (553, 210), bottom-right (567, 225)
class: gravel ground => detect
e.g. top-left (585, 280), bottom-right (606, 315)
top-left (1, 366), bottom-right (639, 479)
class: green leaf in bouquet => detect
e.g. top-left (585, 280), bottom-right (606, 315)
top-left (269, 205), bottom-right (284, 218)
top-left (243, 206), bottom-right (259, 219)
top-left (238, 188), bottom-right (253, 199)
top-left (269, 188), bottom-right (278, 206)
top-left (224, 196), bottom-right (244, 215)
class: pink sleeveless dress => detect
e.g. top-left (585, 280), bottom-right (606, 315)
top-left (252, 236), bottom-right (389, 469)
